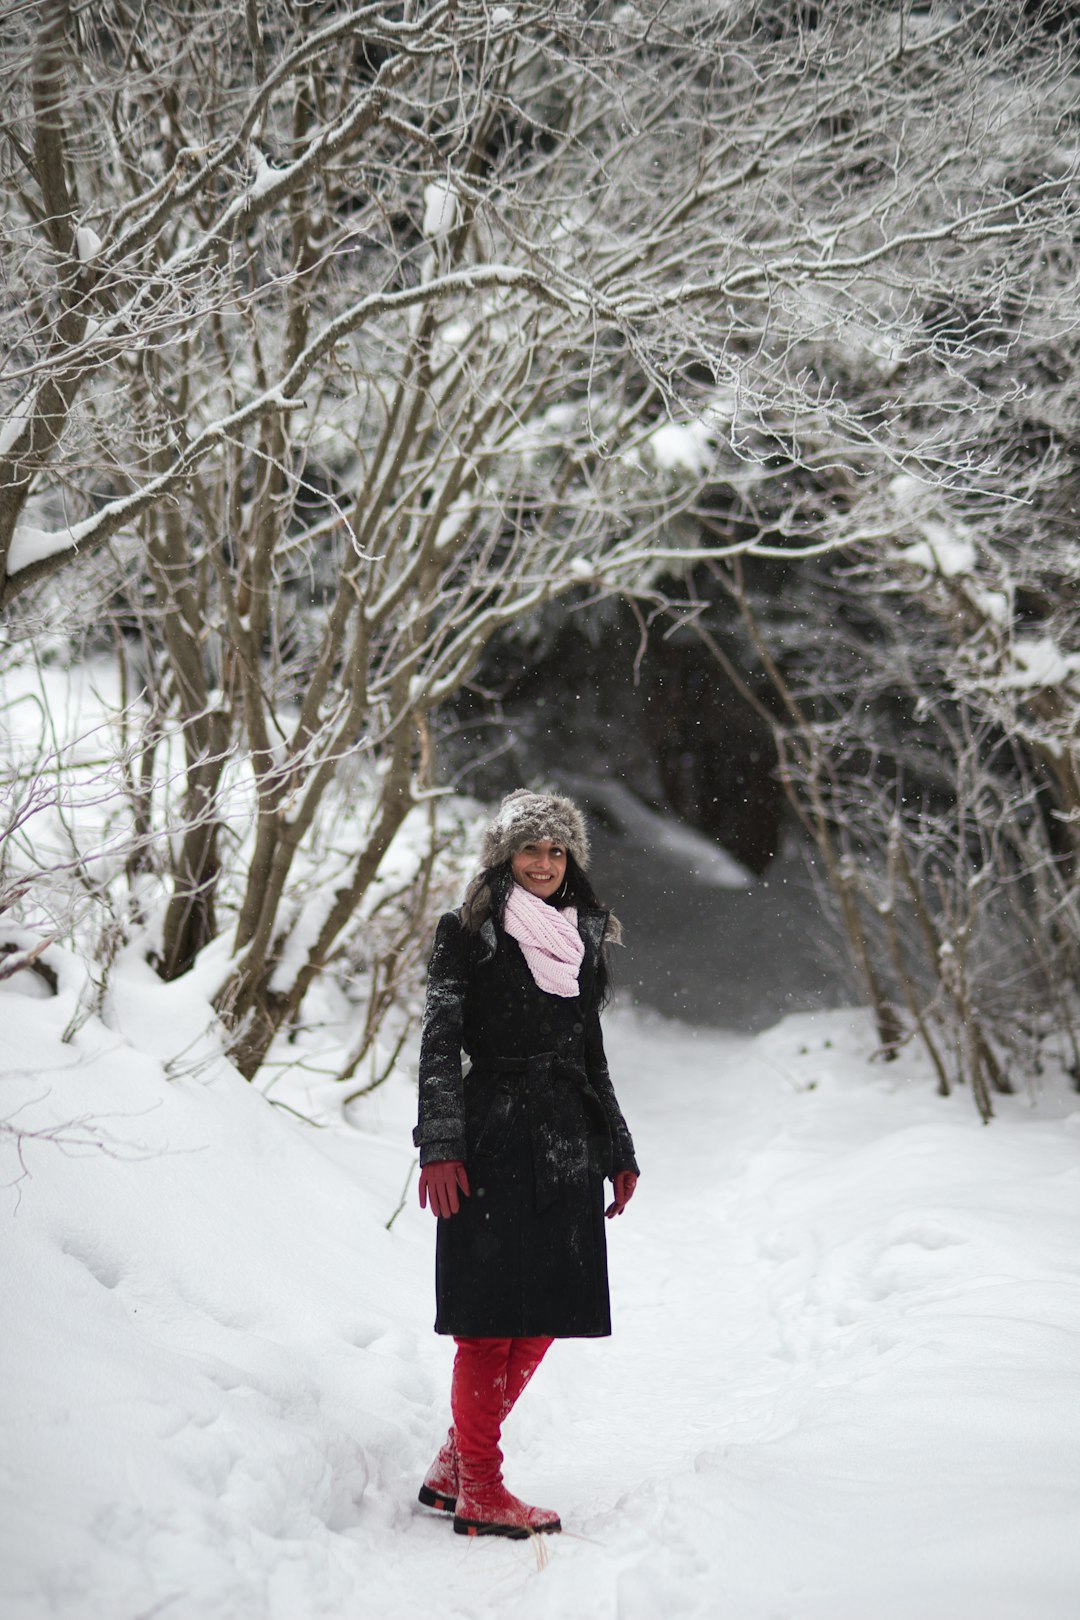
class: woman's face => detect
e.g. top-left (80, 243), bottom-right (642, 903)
top-left (510, 840), bottom-right (568, 900)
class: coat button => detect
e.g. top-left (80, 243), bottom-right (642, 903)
top-left (540, 1019), bottom-right (551, 1033)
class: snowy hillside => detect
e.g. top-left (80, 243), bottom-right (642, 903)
top-left (3, 948), bottom-right (1079, 1620)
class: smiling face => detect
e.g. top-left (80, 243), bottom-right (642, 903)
top-left (510, 839), bottom-right (568, 901)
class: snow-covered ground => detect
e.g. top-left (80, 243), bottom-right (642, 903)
top-left (3, 948), bottom-right (1080, 1620)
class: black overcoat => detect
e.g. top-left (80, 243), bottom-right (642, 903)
top-left (413, 907), bottom-right (639, 1338)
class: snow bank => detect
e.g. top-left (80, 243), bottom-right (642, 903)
top-left (1, 945), bottom-right (433, 1620)
top-left (3, 950), bottom-right (1079, 1619)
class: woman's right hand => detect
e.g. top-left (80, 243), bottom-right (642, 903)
top-left (418, 1159), bottom-right (471, 1219)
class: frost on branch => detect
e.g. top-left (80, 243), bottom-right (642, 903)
top-left (2, 0), bottom-right (1078, 1086)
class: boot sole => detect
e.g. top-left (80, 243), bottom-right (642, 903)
top-left (418, 1485), bottom-right (457, 1513)
top-left (453, 1515), bottom-right (561, 1539)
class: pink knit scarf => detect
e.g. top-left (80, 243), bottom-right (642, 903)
top-left (503, 884), bottom-right (584, 997)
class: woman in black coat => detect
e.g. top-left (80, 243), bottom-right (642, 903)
top-left (413, 789), bottom-right (639, 1538)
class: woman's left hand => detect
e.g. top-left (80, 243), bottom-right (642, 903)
top-left (605, 1170), bottom-right (638, 1218)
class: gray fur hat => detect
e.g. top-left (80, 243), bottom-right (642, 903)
top-left (481, 788), bottom-right (590, 870)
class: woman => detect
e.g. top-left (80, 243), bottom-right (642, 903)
top-left (413, 788), bottom-right (640, 1539)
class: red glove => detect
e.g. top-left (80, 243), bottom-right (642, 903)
top-left (418, 1159), bottom-right (471, 1219)
top-left (605, 1170), bottom-right (638, 1219)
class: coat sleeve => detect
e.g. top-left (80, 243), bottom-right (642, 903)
top-left (412, 911), bottom-right (470, 1166)
top-left (583, 1003), bottom-right (640, 1176)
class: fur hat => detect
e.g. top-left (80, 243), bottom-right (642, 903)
top-left (481, 788), bottom-right (590, 871)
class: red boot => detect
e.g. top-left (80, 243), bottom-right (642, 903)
top-left (418, 1428), bottom-right (458, 1514)
top-left (454, 1476), bottom-right (561, 1539)
top-left (504, 1335), bottom-right (553, 1416)
top-left (418, 1336), bottom-right (553, 1517)
top-left (450, 1337), bottom-right (561, 1540)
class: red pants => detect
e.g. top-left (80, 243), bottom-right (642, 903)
top-left (451, 1336), bottom-right (552, 1486)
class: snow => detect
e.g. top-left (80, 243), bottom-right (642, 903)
top-left (889, 472), bottom-right (929, 512)
top-left (248, 148), bottom-right (281, 200)
top-left (574, 778), bottom-right (755, 889)
top-left (422, 182), bottom-right (459, 241)
top-left (432, 315), bottom-right (472, 353)
top-left (265, 885), bottom-right (343, 994)
top-left (433, 493), bottom-right (472, 552)
top-left (0, 398), bottom-right (32, 457)
top-left (888, 479), bottom-right (979, 581)
top-left (896, 520), bottom-right (977, 579)
top-left (7, 514), bottom-right (101, 575)
top-left (7, 932), bottom-right (1077, 1618)
top-left (543, 403), bottom-right (580, 433)
top-left (971, 583), bottom-right (1011, 626)
top-left (646, 419), bottom-right (713, 477)
top-left (1000, 636), bottom-right (1080, 691)
top-left (75, 226), bottom-right (103, 263)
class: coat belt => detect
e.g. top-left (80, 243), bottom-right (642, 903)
top-left (478, 1053), bottom-right (609, 1213)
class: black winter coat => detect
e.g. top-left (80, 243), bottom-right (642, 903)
top-left (413, 907), bottom-right (639, 1338)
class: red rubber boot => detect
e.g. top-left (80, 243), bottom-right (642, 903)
top-left (418, 1429), bottom-right (458, 1513)
top-left (450, 1337), bottom-right (561, 1539)
top-left (418, 1336), bottom-right (553, 1516)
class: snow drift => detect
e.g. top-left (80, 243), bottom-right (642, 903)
top-left (2, 945), bottom-right (1079, 1620)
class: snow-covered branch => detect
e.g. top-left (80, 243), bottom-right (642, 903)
top-left (3, 0), bottom-right (1078, 1077)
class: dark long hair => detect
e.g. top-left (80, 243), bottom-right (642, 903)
top-left (460, 853), bottom-right (618, 1005)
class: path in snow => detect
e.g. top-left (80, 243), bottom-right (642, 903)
top-left (3, 955), bottom-right (1079, 1620)
top-left (588, 816), bottom-right (848, 1032)
top-left (357, 1011), bottom-right (1080, 1620)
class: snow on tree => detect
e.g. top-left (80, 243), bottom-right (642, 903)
top-left (1, 0), bottom-right (1078, 1081)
